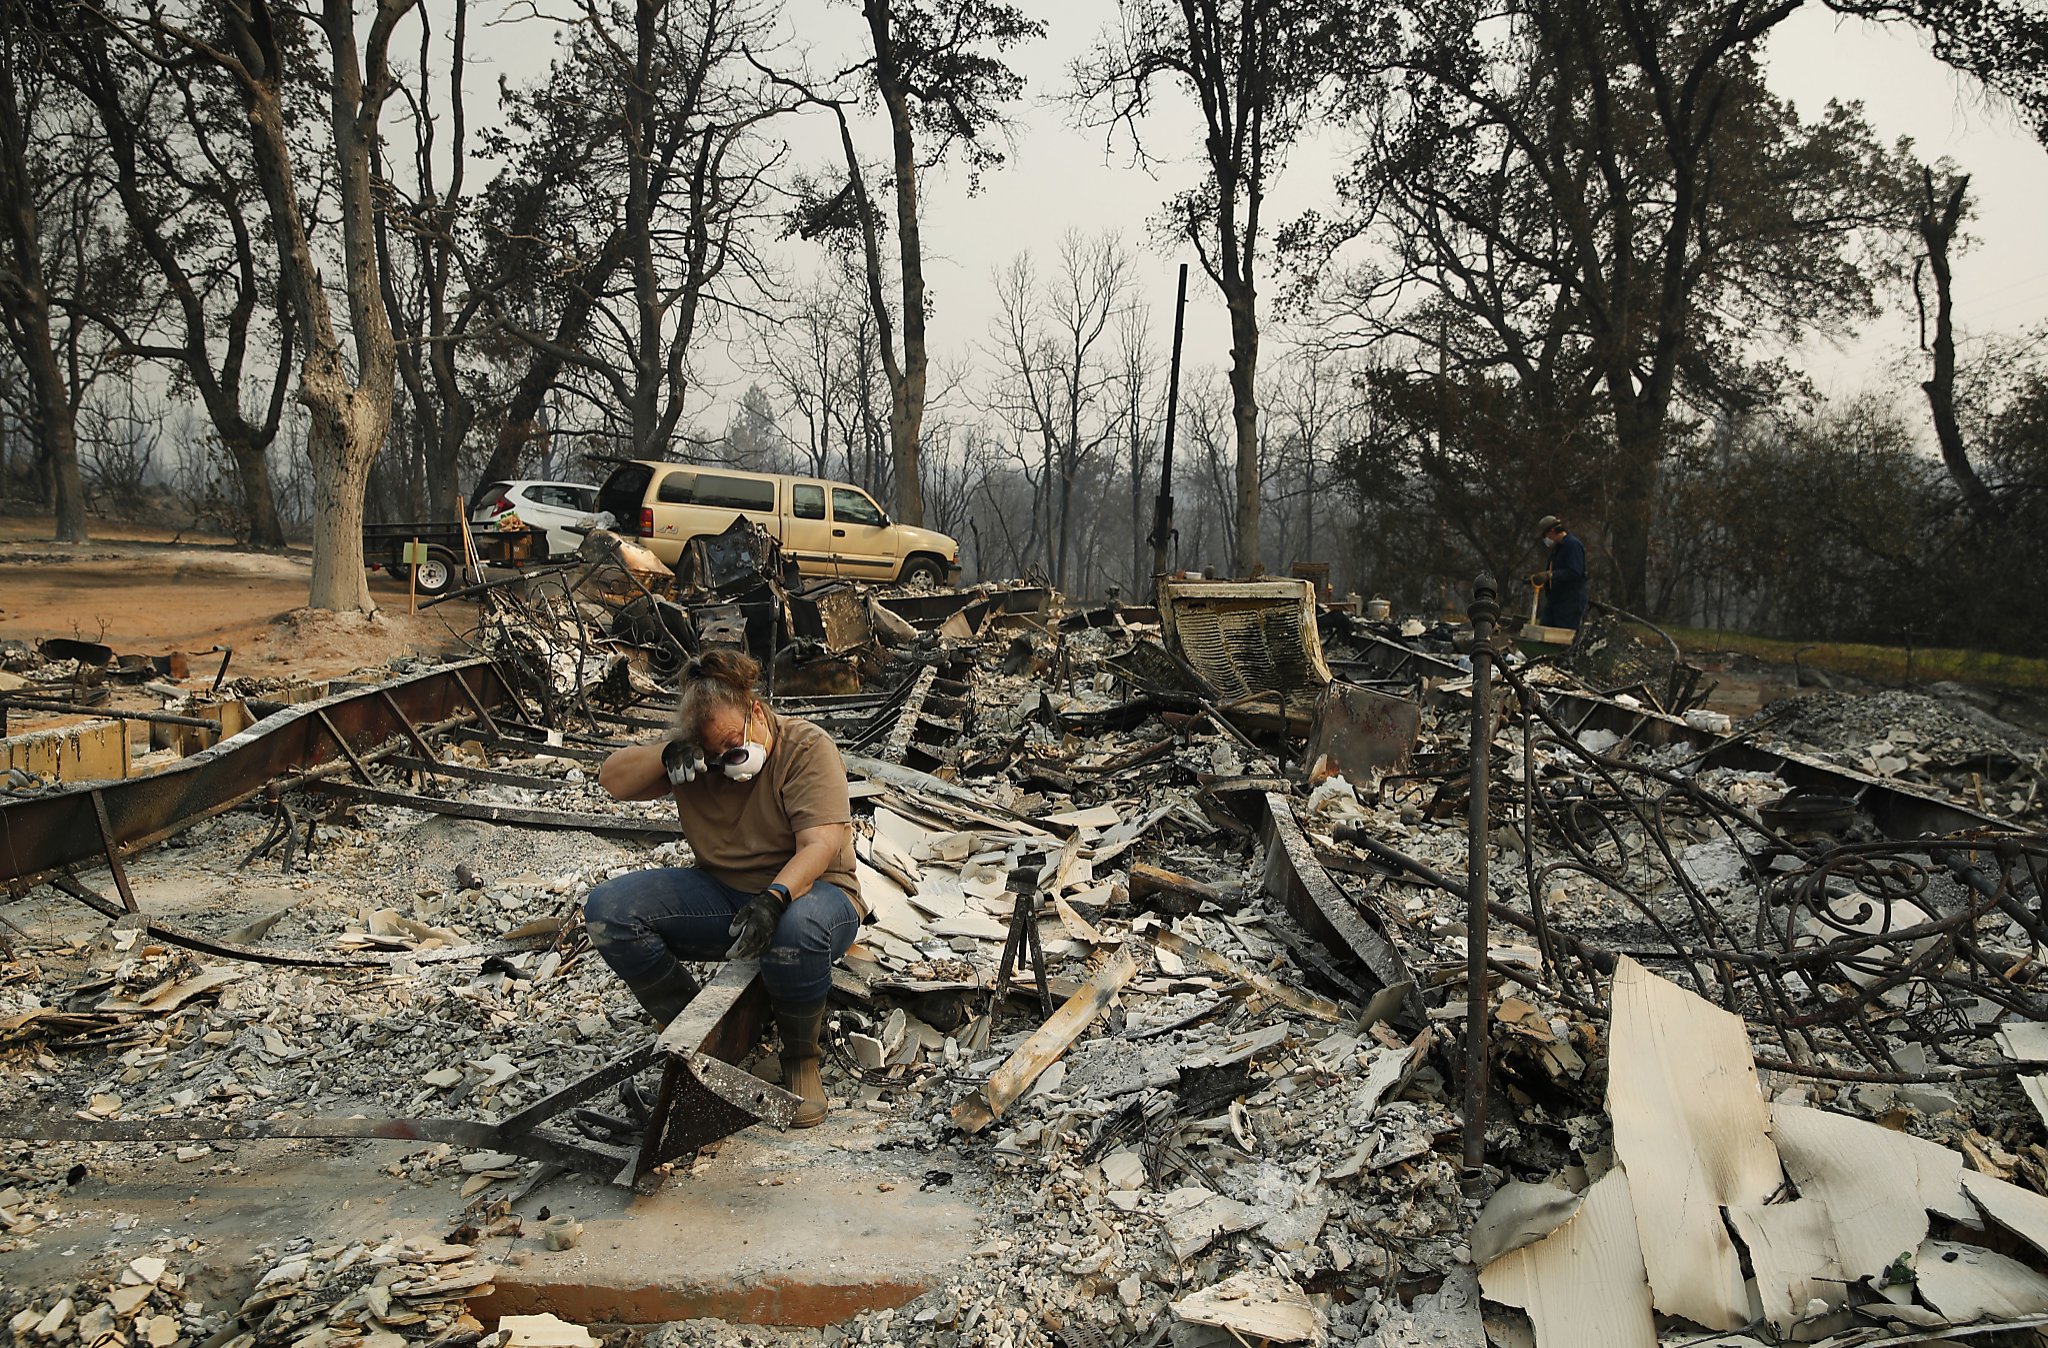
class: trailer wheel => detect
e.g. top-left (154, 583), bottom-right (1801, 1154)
top-left (413, 547), bottom-right (459, 598)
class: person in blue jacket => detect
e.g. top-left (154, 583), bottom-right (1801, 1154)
top-left (1531, 514), bottom-right (1588, 631)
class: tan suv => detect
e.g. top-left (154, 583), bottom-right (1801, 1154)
top-left (595, 461), bottom-right (961, 586)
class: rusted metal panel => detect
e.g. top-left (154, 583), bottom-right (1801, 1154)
top-left (0, 659), bottom-right (519, 894)
top-left (1303, 681), bottom-right (1422, 781)
top-left (1158, 580), bottom-right (1332, 721)
top-left (639, 960), bottom-right (795, 1180)
top-left (1536, 686), bottom-right (2009, 839)
top-left (1260, 791), bottom-right (1424, 1028)
top-left (0, 717), bottom-right (129, 784)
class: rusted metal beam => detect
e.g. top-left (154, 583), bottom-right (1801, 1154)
top-left (50, 872), bottom-right (521, 969)
top-left (0, 699), bottom-right (221, 730)
top-left (635, 960), bottom-right (797, 1182)
top-left (0, 660), bottom-right (518, 895)
top-left (1260, 791), bottom-right (1424, 1029)
top-left (306, 780), bottom-right (682, 837)
top-left (1461, 577), bottom-right (1500, 1189)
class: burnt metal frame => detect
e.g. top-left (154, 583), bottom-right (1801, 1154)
top-left (0, 657), bottom-right (795, 1185)
top-left (1261, 791), bottom-right (1425, 1029)
top-left (0, 660), bottom-right (522, 896)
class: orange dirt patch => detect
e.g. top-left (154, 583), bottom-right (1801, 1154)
top-left (0, 537), bottom-right (476, 682)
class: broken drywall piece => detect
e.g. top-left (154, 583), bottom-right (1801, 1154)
top-left (1769, 1102), bottom-right (1978, 1282)
top-left (853, 858), bottom-right (928, 945)
top-left (1994, 1020), bottom-right (2048, 1062)
top-left (1040, 803), bottom-right (1123, 832)
top-left (497, 1315), bottom-right (600, 1348)
top-left (1605, 956), bottom-right (1779, 1331)
top-left (903, 867), bottom-right (967, 923)
top-left (1478, 1168), bottom-right (1656, 1348)
top-left (1725, 1198), bottom-right (1848, 1338)
top-left (1471, 1180), bottom-right (1582, 1267)
top-left (2022, 1075), bottom-right (2048, 1134)
top-left (1158, 1187), bottom-right (1266, 1261)
top-left (1960, 1169), bottom-right (2048, 1262)
top-left (930, 911), bottom-right (1007, 941)
top-left (1913, 1239), bottom-right (2048, 1322)
top-left (1051, 894), bottom-right (1109, 945)
top-left (1170, 1270), bottom-right (1324, 1345)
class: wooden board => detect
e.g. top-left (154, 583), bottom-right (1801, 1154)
top-left (950, 948), bottom-right (1137, 1133)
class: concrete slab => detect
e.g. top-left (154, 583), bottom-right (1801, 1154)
top-left (0, 1137), bottom-right (488, 1309)
top-left (473, 1116), bottom-right (988, 1328)
top-left (3, 1111), bottom-right (990, 1332)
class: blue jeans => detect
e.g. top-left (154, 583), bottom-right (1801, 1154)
top-left (582, 867), bottom-right (860, 1007)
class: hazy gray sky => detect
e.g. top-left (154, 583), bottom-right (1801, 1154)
top-left (464, 1), bottom-right (2048, 431)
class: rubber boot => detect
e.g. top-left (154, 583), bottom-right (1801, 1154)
top-left (624, 962), bottom-right (701, 1030)
top-left (774, 999), bottom-right (829, 1128)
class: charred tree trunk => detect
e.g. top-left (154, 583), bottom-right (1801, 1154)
top-left (225, 0), bottom-right (411, 612)
top-left (863, 0), bottom-right (927, 526)
top-left (1917, 170), bottom-right (1999, 522)
top-left (1225, 292), bottom-right (1259, 576)
top-left (0, 18), bottom-right (86, 542)
top-left (224, 430), bottom-right (283, 546)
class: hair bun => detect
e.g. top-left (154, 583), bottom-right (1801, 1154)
top-left (690, 647), bottom-right (759, 692)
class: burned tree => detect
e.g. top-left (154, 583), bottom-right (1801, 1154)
top-left (481, 0), bottom-right (786, 472)
top-left (0, 3), bottom-right (90, 542)
top-left (53, 11), bottom-right (293, 547)
top-left (117, 0), bottom-right (415, 608)
top-left (374, 0), bottom-right (479, 525)
top-left (987, 232), bottom-right (1134, 593)
top-left (776, 0), bottom-right (1042, 527)
top-left (1912, 166), bottom-right (2001, 523)
top-left (1317, 0), bottom-right (1921, 611)
top-left (1074, 0), bottom-right (1377, 579)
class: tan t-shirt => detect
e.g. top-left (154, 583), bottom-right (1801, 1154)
top-left (670, 711), bottom-right (863, 913)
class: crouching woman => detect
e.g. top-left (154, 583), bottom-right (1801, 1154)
top-left (583, 649), bottom-right (862, 1127)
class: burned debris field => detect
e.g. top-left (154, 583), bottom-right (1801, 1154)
top-left (2, 525), bottom-right (2046, 1348)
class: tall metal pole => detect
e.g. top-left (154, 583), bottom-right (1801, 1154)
top-left (1148, 264), bottom-right (1190, 595)
top-left (1462, 573), bottom-right (1500, 1193)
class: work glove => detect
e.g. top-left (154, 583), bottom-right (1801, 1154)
top-left (726, 890), bottom-right (785, 960)
top-left (661, 737), bottom-right (708, 787)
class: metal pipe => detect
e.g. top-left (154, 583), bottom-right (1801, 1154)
top-left (1462, 574), bottom-right (1499, 1191)
top-left (0, 698), bottom-right (221, 731)
top-left (1148, 263), bottom-right (1190, 595)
